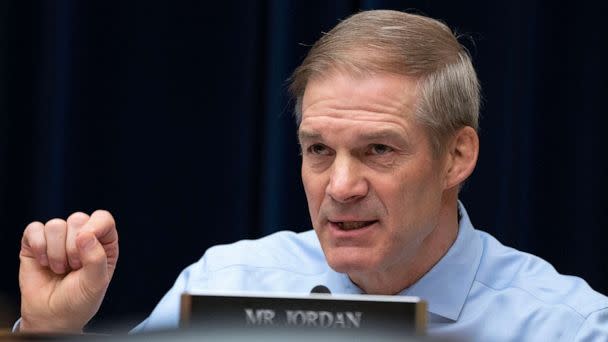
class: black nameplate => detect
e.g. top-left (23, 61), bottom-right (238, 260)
top-left (180, 291), bottom-right (426, 338)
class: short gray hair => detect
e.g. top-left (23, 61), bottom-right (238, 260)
top-left (289, 10), bottom-right (480, 156)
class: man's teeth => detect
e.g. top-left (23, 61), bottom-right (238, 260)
top-left (336, 221), bottom-right (374, 230)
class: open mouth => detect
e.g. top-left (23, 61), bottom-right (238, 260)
top-left (332, 220), bottom-right (377, 230)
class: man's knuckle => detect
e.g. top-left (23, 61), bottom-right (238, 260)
top-left (23, 232), bottom-right (45, 252)
top-left (23, 221), bottom-right (42, 235)
top-left (45, 221), bottom-right (67, 235)
top-left (93, 210), bottom-right (115, 225)
top-left (31, 240), bottom-right (45, 252)
top-left (67, 212), bottom-right (90, 227)
top-left (45, 218), bottom-right (65, 226)
top-left (68, 211), bottom-right (88, 220)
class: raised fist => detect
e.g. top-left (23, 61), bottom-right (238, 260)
top-left (18, 210), bottom-right (119, 333)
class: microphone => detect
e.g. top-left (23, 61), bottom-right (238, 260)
top-left (310, 285), bottom-right (331, 294)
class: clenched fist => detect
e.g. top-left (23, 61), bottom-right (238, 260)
top-left (18, 210), bottom-right (119, 333)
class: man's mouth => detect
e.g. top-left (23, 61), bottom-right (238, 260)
top-left (332, 220), bottom-right (377, 230)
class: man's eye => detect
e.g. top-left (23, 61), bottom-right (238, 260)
top-left (370, 144), bottom-right (393, 155)
top-left (308, 144), bottom-right (331, 155)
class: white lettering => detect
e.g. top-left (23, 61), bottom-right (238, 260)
top-left (245, 308), bottom-right (257, 325)
top-left (286, 310), bottom-right (306, 325)
top-left (279, 310), bottom-right (363, 328)
top-left (244, 308), bottom-right (275, 325)
top-left (318, 311), bottom-right (333, 327)
top-left (305, 310), bottom-right (319, 326)
top-left (345, 312), bottom-right (362, 328)
top-left (333, 312), bottom-right (345, 328)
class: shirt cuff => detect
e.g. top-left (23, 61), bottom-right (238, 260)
top-left (12, 318), bottom-right (21, 332)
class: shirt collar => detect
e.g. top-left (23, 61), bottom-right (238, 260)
top-left (401, 201), bottom-right (483, 321)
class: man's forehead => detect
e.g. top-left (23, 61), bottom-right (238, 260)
top-left (304, 70), bottom-right (418, 95)
top-left (301, 72), bottom-right (419, 121)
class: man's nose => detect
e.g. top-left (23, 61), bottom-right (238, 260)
top-left (326, 156), bottom-right (368, 203)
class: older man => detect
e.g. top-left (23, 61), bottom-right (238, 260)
top-left (17, 10), bottom-right (608, 341)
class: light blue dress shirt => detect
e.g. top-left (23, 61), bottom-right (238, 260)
top-left (132, 204), bottom-right (608, 341)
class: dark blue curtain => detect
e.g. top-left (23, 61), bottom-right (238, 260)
top-left (1, 0), bottom-right (606, 331)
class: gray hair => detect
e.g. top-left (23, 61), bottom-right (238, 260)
top-left (289, 10), bottom-right (480, 156)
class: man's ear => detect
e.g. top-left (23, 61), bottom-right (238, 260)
top-left (443, 126), bottom-right (479, 190)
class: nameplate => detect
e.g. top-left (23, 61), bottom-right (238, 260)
top-left (180, 291), bottom-right (426, 338)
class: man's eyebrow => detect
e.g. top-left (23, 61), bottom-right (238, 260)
top-left (297, 130), bottom-right (322, 142)
top-left (297, 129), bottom-right (407, 142)
top-left (358, 130), bottom-right (405, 141)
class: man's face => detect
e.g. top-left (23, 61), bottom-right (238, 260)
top-left (299, 72), bottom-right (449, 283)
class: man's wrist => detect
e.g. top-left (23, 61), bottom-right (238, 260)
top-left (18, 317), bottom-right (84, 334)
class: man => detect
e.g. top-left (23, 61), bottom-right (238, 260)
top-left (17, 10), bottom-right (608, 341)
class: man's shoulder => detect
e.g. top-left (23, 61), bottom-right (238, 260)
top-left (474, 229), bottom-right (608, 319)
top-left (198, 230), bottom-right (327, 275)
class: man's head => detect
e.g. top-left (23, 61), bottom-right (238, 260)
top-left (291, 10), bottom-right (480, 294)
top-left (290, 10), bottom-right (479, 156)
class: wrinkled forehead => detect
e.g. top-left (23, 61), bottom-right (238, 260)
top-left (301, 70), bottom-right (421, 122)
top-left (298, 71), bottom-right (427, 148)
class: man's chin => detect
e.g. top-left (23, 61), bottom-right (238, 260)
top-left (325, 252), bottom-right (379, 275)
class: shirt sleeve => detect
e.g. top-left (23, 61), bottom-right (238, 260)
top-left (574, 308), bottom-right (608, 341)
top-left (11, 318), bottom-right (21, 332)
